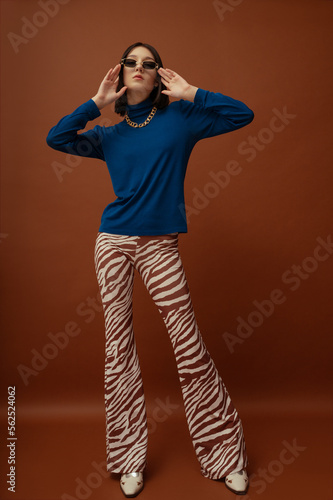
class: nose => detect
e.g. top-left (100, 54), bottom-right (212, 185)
top-left (135, 61), bottom-right (144, 71)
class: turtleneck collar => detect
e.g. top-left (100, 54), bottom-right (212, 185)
top-left (126, 96), bottom-right (154, 120)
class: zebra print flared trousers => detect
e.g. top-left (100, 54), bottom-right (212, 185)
top-left (94, 231), bottom-right (248, 480)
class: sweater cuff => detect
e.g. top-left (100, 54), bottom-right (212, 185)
top-left (85, 98), bottom-right (102, 120)
top-left (193, 88), bottom-right (207, 106)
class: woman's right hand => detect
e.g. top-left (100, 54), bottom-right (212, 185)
top-left (92, 64), bottom-right (127, 110)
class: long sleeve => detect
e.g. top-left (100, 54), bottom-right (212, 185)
top-left (179, 88), bottom-right (254, 141)
top-left (46, 99), bottom-right (105, 161)
top-left (46, 90), bottom-right (254, 236)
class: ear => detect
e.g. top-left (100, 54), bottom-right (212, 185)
top-left (154, 81), bottom-right (159, 87)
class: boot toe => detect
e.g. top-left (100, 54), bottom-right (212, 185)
top-left (120, 472), bottom-right (144, 498)
top-left (225, 469), bottom-right (249, 495)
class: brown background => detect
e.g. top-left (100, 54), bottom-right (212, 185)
top-left (0, 1), bottom-right (332, 499)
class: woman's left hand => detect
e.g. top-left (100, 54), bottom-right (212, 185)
top-left (158, 68), bottom-right (198, 102)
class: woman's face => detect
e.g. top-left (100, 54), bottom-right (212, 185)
top-left (122, 46), bottom-right (158, 98)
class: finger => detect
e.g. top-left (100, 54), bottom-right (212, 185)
top-left (161, 71), bottom-right (176, 84)
top-left (110, 65), bottom-right (120, 79)
top-left (160, 74), bottom-right (171, 84)
top-left (107, 64), bottom-right (120, 80)
top-left (163, 68), bottom-right (177, 76)
top-left (104, 68), bottom-right (114, 80)
top-left (158, 67), bottom-right (170, 77)
top-left (116, 85), bottom-right (127, 97)
top-left (160, 77), bottom-right (169, 87)
top-left (112, 63), bottom-right (121, 74)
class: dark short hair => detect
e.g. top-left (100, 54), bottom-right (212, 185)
top-left (114, 42), bottom-right (169, 116)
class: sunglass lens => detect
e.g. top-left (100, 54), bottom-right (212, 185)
top-left (124, 59), bottom-right (136, 67)
top-left (143, 62), bottom-right (157, 69)
top-left (123, 59), bottom-right (157, 70)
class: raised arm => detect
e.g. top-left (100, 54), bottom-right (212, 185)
top-left (158, 67), bottom-right (254, 140)
top-left (46, 65), bottom-right (127, 159)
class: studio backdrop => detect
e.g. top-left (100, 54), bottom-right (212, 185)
top-left (0, 0), bottom-right (332, 499)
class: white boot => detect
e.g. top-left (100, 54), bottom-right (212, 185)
top-left (225, 469), bottom-right (249, 495)
top-left (120, 472), bottom-right (144, 498)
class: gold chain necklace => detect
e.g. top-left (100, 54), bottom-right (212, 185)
top-left (124, 106), bottom-right (157, 128)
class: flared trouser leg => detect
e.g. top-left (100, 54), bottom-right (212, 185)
top-left (94, 231), bottom-right (248, 479)
top-left (94, 232), bottom-right (148, 474)
top-left (133, 234), bottom-right (248, 480)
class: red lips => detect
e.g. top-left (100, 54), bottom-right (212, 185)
top-left (133, 75), bottom-right (143, 80)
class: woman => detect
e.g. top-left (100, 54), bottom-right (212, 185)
top-left (47, 41), bottom-right (254, 497)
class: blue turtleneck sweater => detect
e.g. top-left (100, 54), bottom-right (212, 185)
top-left (46, 88), bottom-right (254, 235)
